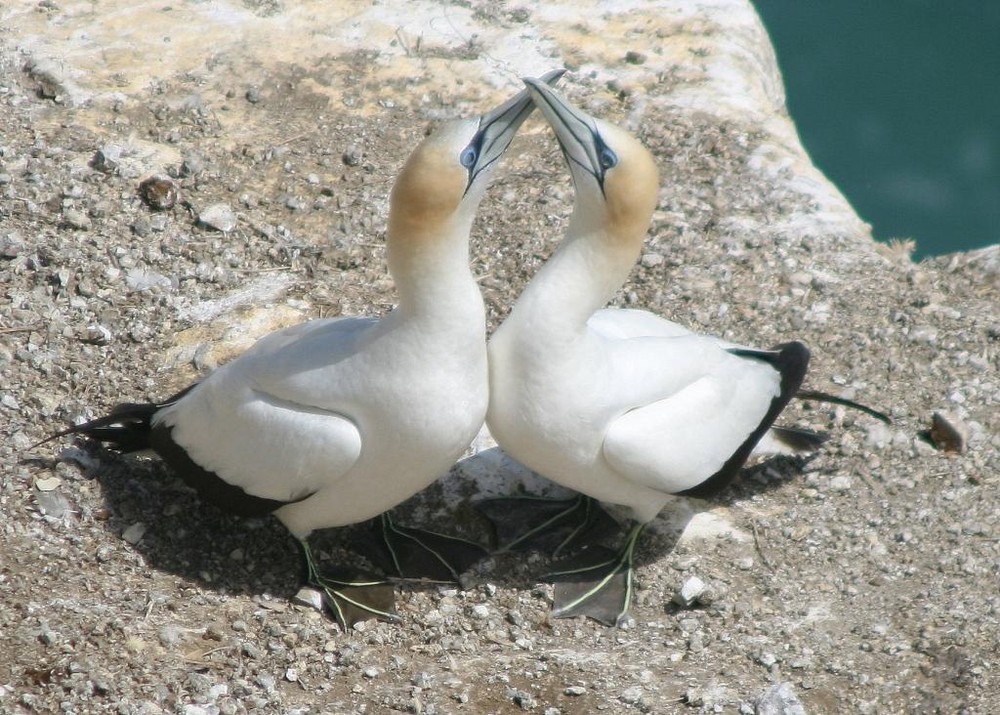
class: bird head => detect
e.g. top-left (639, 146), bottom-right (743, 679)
top-left (389, 70), bottom-right (565, 240)
top-left (523, 77), bottom-right (660, 245)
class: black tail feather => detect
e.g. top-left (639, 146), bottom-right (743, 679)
top-left (33, 402), bottom-right (159, 453)
top-left (34, 383), bottom-right (199, 452)
top-left (796, 390), bottom-right (891, 424)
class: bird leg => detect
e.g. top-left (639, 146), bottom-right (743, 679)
top-left (298, 538), bottom-right (399, 628)
top-left (544, 522), bottom-right (645, 627)
top-left (354, 512), bottom-right (489, 583)
top-left (476, 494), bottom-right (621, 556)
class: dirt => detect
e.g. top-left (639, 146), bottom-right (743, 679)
top-left (2, 7), bottom-right (999, 715)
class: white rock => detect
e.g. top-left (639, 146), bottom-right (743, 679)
top-left (198, 203), bottom-right (237, 233)
top-left (673, 575), bottom-right (707, 607)
top-left (122, 522), bottom-right (147, 545)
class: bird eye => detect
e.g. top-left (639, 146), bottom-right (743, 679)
top-left (459, 146), bottom-right (478, 168)
top-left (599, 146), bottom-right (618, 170)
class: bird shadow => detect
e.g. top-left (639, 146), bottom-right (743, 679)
top-left (25, 438), bottom-right (816, 621)
top-left (31, 443), bottom-right (458, 613)
top-left (444, 443), bottom-right (819, 578)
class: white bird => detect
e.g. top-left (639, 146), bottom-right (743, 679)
top-left (485, 78), bottom-right (884, 625)
top-left (42, 70), bottom-right (564, 627)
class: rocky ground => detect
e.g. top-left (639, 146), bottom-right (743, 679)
top-left (2, 2), bottom-right (998, 713)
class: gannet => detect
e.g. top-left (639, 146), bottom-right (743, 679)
top-left (41, 70), bottom-right (564, 627)
top-left (485, 78), bottom-right (884, 625)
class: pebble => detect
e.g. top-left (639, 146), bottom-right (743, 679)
top-left (92, 144), bottom-right (123, 173)
top-left (754, 682), bottom-right (806, 715)
top-left (138, 176), bottom-right (179, 210)
top-left (181, 152), bottom-right (205, 177)
top-left (564, 686), bottom-right (586, 696)
top-left (122, 522), bottom-right (147, 544)
top-left (61, 208), bottom-right (91, 230)
top-left (125, 268), bottom-right (171, 292)
top-left (35, 488), bottom-right (71, 518)
top-left (198, 203), bottom-right (237, 232)
top-left (362, 667), bottom-right (380, 679)
top-left (292, 587), bottom-right (323, 612)
top-left (342, 145), bottom-right (362, 166)
top-left (828, 475), bottom-right (853, 492)
top-left (470, 604), bottom-right (490, 619)
top-left (673, 575), bottom-right (707, 607)
top-left (928, 411), bottom-right (968, 453)
top-left (620, 686), bottom-right (643, 704)
top-left (640, 252), bottom-right (664, 268)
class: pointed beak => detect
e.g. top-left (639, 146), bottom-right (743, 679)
top-left (522, 77), bottom-right (610, 193)
top-left (464, 68), bottom-right (566, 193)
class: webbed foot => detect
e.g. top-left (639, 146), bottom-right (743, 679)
top-left (355, 512), bottom-right (488, 582)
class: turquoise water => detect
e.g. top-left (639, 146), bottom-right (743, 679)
top-left (753, 2), bottom-right (1000, 257)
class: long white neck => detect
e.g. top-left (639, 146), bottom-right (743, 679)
top-left (386, 212), bottom-right (483, 323)
top-left (504, 207), bottom-right (642, 338)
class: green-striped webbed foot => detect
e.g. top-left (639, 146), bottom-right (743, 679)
top-left (354, 512), bottom-right (489, 583)
top-left (476, 494), bottom-right (621, 556)
top-left (544, 523), bottom-right (645, 627)
top-left (299, 538), bottom-right (398, 628)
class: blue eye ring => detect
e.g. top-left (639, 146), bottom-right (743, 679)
top-left (460, 146), bottom-right (478, 168)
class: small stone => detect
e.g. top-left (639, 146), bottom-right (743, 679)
top-left (34, 476), bottom-right (61, 491)
top-left (0, 232), bottom-right (24, 257)
top-left (92, 144), bottom-right (123, 173)
top-left (828, 475), bottom-right (853, 492)
top-left (757, 652), bottom-right (778, 669)
top-left (138, 176), bottom-right (179, 210)
top-left (621, 686), bottom-right (643, 704)
top-left (125, 268), bottom-right (171, 292)
top-left (755, 681), bottom-right (806, 715)
top-left (412, 672), bottom-right (435, 688)
top-left (122, 522), bottom-right (147, 544)
top-left (564, 686), bottom-right (586, 696)
top-left (245, 87), bottom-right (261, 103)
top-left (624, 50), bottom-right (647, 65)
top-left (292, 587), bottom-right (323, 611)
top-left (342, 145), bottom-right (362, 166)
top-left (35, 489), bottom-right (71, 518)
top-left (181, 153), bottom-right (205, 177)
top-left (284, 668), bottom-right (298, 682)
top-left (470, 604), bottom-right (490, 619)
top-left (83, 324), bottom-right (113, 345)
top-left (928, 411), bottom-right (967, 453)
top-left (362, 667), bottom-right (380, 679)
top-left (510, 688), bottom-right (535, 710)
top-left (673, 575), bottom-right (707, 607)
top-left (61, 208), bottom-right (91, 230)
top-left (159, 625), bottom-right (184, 648)
top-left (640, 252), bottom-right (664, 268)
top-left (198, 203), bottom-right (237, 232)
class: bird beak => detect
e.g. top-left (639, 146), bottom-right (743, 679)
top-left (464, 68), bottom-right (566, 193)
top-left (522, 77), bottom-right (610, 193)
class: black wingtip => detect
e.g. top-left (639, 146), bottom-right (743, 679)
top-left (680, 342), bottom-right (811, 499)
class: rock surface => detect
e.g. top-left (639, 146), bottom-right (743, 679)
top-left (2, 1), bottom-right (997, 713)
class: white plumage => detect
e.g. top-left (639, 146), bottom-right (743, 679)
top-left (485, 78), bottom-right (811, 624)
top-left (51, 72), bottom-right (565, 625)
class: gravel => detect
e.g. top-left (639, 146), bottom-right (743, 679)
top-left (2, 12), bottom-right (999, 715)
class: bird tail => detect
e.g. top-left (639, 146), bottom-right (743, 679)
top-left (795, 390), bottom-right (891, 424)
top-left (34, 402), bottom-right (159, 453)
top-left (34, 384), bottom-right (196, 452)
